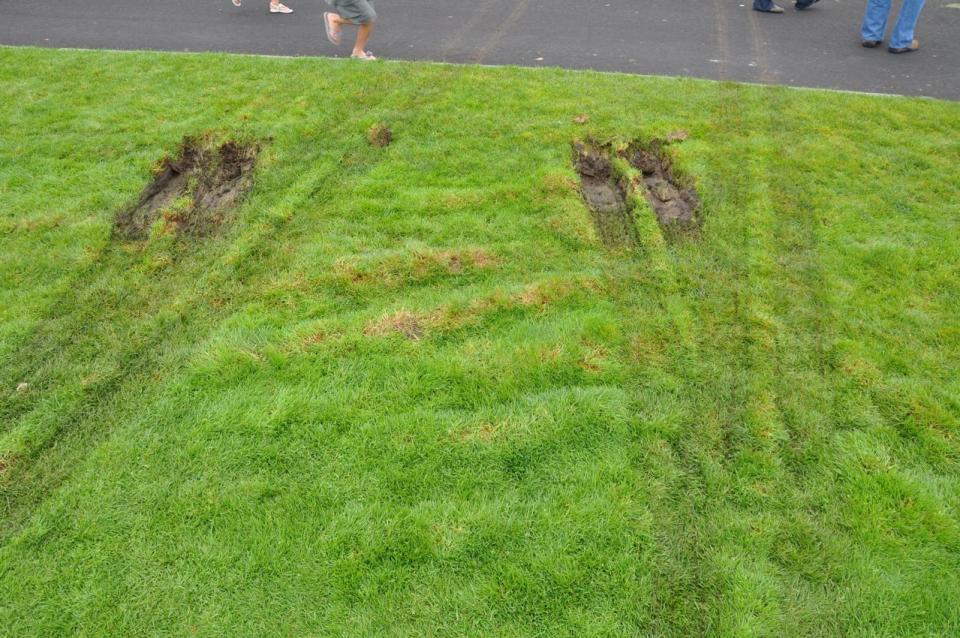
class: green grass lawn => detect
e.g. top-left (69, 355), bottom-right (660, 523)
top-left (1, 45), bottom-right (959, 636)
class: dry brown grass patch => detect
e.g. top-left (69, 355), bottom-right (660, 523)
top-left (335, 248), bottom-right (498, 290)
top-left (414, 248), bottom-right (499, 276)
top-left (630, 334), bottom-right (666, 365)
top-left (578, 345), bottom-right (609, 373)
top-left (454, 422), bottom-right (501, 443)
top-left (303, 331), bottom-right (329, 346)
top-left (363, 278), bottom-right (602, 341)
top-left (514, 280), bottom-right (577, 309)
top-left (364, 310), bottom-right (426, 341)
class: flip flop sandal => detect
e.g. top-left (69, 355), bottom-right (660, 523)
top-left (350, 51), bottom-right (377, 61)
top-left (269, 2), bottom-right (293, 13)
top-left (324, 12), bottom-right (342, 45)
top-left (232, 0), bottom-right (241, 6)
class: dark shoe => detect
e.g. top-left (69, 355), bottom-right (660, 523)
top-left (861, 40), bottom-right (883, 48)
top-left (754, 3), bottom-right (785, 12)
top-left (795, 0), bottom-right (820, 9)
top-left (888, 39), bottom-right (919, 54)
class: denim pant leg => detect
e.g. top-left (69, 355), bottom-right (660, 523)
top-left (861, 0), bottom-right (891, 42)
top-left (753, 0), bottom-right (776, 10)
top-left (890, 0), bottom-right (925, 49)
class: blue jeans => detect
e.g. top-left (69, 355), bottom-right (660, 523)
top-left (861, 0), bottom-right (926, 49)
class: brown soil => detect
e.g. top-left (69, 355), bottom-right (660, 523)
top-left (625, 139), bottom-right (701, 236)
top-left (114, 137), bottom-right (258, 240)
top-left (574, 137), bottom-right (701, 244)
top-left (572, 141), bottom-right (639, 248)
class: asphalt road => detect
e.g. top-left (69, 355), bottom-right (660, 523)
top-left (2, 0), bottom-right (958, 99)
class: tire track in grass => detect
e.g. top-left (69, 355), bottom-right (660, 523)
top-left (0, 152), bottom-right (377, 543)
top-left (758, 106), bottom-right (853, 618)
top-left (0, 59), bottom-right (445, 438)
top-left (0, 70), bottom-right (443, 542)
top-left (657, 85), bottom-right (959, 633)
top-left (615, 80), bottom-right (752, 634)
top-left (0, 184), bottom-right (314, 542)
top-left (716, 90), bottom-right (794, 635)
top-left (633, 80), bottom-right (800, 633)
top-left (741, 90), bottom-right (957, 628)
top-left (699, 86), bottom-right (846, 632)
top-left (767, 106), bottom-right (960, 628)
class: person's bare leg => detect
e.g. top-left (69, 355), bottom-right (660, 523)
top-left (353, 22), bottom-right (375, 56)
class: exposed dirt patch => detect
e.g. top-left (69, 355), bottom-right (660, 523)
top-left (114, 136), bottom-right (258, 240)
top-left (574, 137), bottom-right (701, 242)
top-left (572, 141), bottom-right (639, 248)
top-left (625, 139), bottom-right (702, 236)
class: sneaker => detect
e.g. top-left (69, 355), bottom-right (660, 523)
top-left (795, 0), bottom-right (819, 9)
top-left (861, 40), bottom-right (883, 48)
top-left (269, 2), bottom-right (293, 14)
top-left (888, 39), bottom-right (919, 54)
top-left (755, 4), bottom-right (785, 13)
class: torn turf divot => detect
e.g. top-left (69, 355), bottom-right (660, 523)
top-left (574, 137), bottom-right (702, 244)
top-left (572, 141), bottom-right (639, 248)
top-left (626, 139), bottom-right (701, 237)
top-left (114, 136), bottom-right (259, 240)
